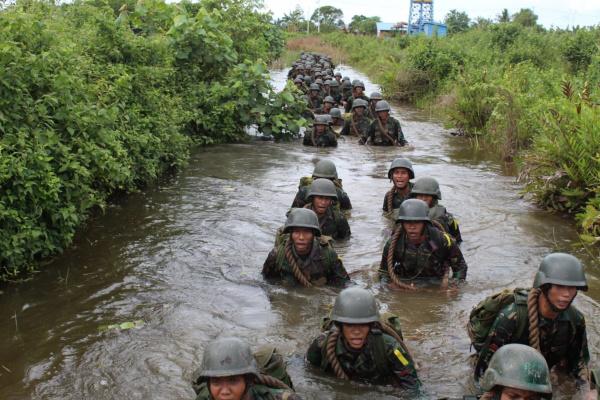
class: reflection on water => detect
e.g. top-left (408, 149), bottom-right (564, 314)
top-left (0, 66), bottom-right (597, 400)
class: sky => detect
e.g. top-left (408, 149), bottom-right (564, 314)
top-left (261, 0), bottom-right (600, 29)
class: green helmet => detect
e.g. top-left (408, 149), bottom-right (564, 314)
top-left (342, 81), bottom-right (352, 90)
top-left (353, 80), bottom-right (365, 90)
top-left (307, 178), bottom-right (338, 199)
top-left (283, 208), bottom-right (321, 236)
top-left (329, 108), bottom-right (342, 119)
top-left (533, 253), bottom-right (588, 290)
top-left (303, 76), bottom-right (312, 83)
top-left (396, 199), bottom-right (430, 222)
top-left (352, 99), bottom-right (368, 110)
top-left (294, 77), bottom-right (303, 84)
top-left (324, 80), bottom-right (332, 86)
top-left (375, 100), bottom-right (391, 112)
top-left (313, 115), bottom-right (329, 126)
top-left (480, 344), bottom-right (552, 398)
top-left (343, 76), bottom-right (350, 81)
top-left (315, 78), bottom-right (324, 85)
top-left (331, 287), bottom-right (380, 324)
top-left (313, 160), bottom-right (338, 179)
top-left (309, 83), bottom-right (320, 91)
top-left (387, 157), bottom-right (415, 179)
top-left (334, 72), bottom-right (342, 78)
top-left (198, 338), bottom-right (259, 379)
top-left (370, 92), bottom-right (383, 100)
top-left (411, 177), bottom-right (442, 200)
top-left (323, 96), bottom-right (335, 104)
top-left (329, 80), bottom-right (339, 88)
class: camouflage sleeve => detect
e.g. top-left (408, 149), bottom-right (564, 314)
top-left (445, 236), bottom-right (467, 281)
top-left (569, 313), bottom-right (591, 386)
top-left (328, 132), bottom-right (338, 147)
top-left (447, 212), bottom-right (462, 243)
top-left (327, 252), bottom-right (350, 287)
top-left (336, 215), bottom-right (351, 240)
top-left (262, 249), bottom-right (279, 280)
top-left (379, 240), bottom-right (392, 280)
top-left (291, 188), bottom-right (307, 208)
top-left (475, 304), bottom-right (519, 378)
top-left (366, 121), bottom-right (376, 143)
top-left (396, 120), bottom-right (407, 146)
top-left (341, 119), bottom-right (350, 136)
top-left (382, 191), bottom-right (390, 212)
top-left (338, 190), bottom-right (352, 210)
top-left (306, 333), bottom-right (327, 367)
top-left (384, 336), bottom-right (420, 390)
top-left (302, 131), bottom-right (312, 146)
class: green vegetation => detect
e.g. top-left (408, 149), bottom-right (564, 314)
top-left (0, 0), bottom-right (306, 281)
top-left (315, 16), bottom-right (599, 245)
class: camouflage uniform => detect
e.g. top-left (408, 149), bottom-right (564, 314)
top-left (382, 183), bottom-right (413, 212)
top-left (379, 224), bottom-right (467, 282)
top-left (262, 238), bottom-right (349, 286)
top-left (365, 117), bottom-right (406, 146)
top-left (291, 181), bottom-right (352, 211)
top-left (344, 94), bottom-right (370, 113)
top-left (341, 115), bottom-right (370, 139)
top-left (194, 383), bottom-right (300, 400)
top-left (302, 128), bottom-right (338, 147)
top-left (303, 203), bottom-right (351, 240)
top-left (306, 330), bottom-right (419, 389)
top-left (307, 95), bottom-right (322, 112)
top-left (474, 289), bottom-right (590, 383)
top-left (429, 204), bottom-right (462, 243)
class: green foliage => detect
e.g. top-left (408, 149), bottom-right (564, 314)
top-left (310, 5), bottom-right (344, 32)
top-left (512, 8), bottom-right (539, 28)
top-left (562, 28), bottom-right (599, 73)
top-left (348, 15), bottom-right (381, 35)
top-left (0, 0), bottom-right (300, 280)
top-left (444, 9), bottom-right (470, 35)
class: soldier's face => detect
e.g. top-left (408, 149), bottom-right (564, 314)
top-left (342, 323), bottom-right (371, 350)
top-left (315, 124), bottom-right (326, 134)
top-left (310, 90), bottom-right (319, 98)
top-left (415, 194), bottom-right (434, 207)
top-left (209, 375), bottom-right (247, 400)
top-left (392, 168), bottom-right (410, 189)
top-left (313, 196), bottom-right (333, 216)
top-left (499, 386), bottom-right (541, 400)
top-left (547, 284), bottom-right (577, 310)
top-left (377, 110), bottom-right (389, 120)
top-left (355, 87), bottom-right (363, 95)
top-left (403, 222), bottom-right (425, 243)
top-left (354, 107), bottom-right (365, 116)
top-left (291, 228), bottom-right (314, 255)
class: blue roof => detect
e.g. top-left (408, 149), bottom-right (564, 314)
top-left (376, 22), bottom-right (396, 31)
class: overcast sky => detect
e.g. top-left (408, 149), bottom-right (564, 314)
top-left (262, 0), bottom-right (600, 29)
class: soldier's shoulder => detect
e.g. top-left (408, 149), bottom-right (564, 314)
top-left (566, 304), bottom-right (586, 324)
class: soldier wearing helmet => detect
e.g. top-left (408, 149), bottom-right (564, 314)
top-left (379, 199), bottom-right (467, 288)
top-left (368, 92), bottom-right (383, 119)
top-left (341, 99), bottom-right (371, 140)
top-left (320, 96), bottom-right (335, 115)
top-left (306, 83), bottom-right (322, 113)
top-left (383, 158), bottom-right (414, 213)
top-left (475, 253), bottom-right (591, 395)
top-left (340, 79), bottom-right (353, 108)
top-left (344, 80), bottom-right (370, 113)
top-left (478, 344), bottom-right (552, 400)
top-left (334, 71), bottom-right (342, 85)
top-left (302, 179), bottom-right (350, 240)
top-left (262, 208), bottom-right (348, 287)
top-left (291, 160), bottom-right (352, 211)
top-left (329, 108), bottom-right (345, 134)
top-left (192, 338), bottom-right (301, 400)
top-left (365, 100), bottom-right (407, 146)
top-left (306, 288), bottom-right (419, 389)
top-left (410, 177), bottom-right (462, 243)
top-left (328, 79), bottom-right (342, 105)
top-left (303, 115), bottom-right (337, 147)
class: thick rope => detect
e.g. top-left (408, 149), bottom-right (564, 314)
top-left (385, 187), bottom-right (396, 213)
top-left (256, 374), bottom-right (292, 390)
top-left (285, 239), bottom-right (312, 288)
top-left (528, 288), bottom-right (542, 351)
top-left (350, 114), bottom-right (360, 137)
top-left (310, 129), bottom-right (317, 147)
top-left (376, 116), bottom-right (397, 145)
top-left (386, 225), bottom-right (417, 290)
top-left (325, 327), bottom-right (349, 380)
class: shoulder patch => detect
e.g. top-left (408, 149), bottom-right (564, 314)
top-left (443, 233), bottom-right (452, 247)
top-left (393, 349), bottom-right (409, 366)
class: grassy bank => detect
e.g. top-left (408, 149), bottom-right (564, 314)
top-left (286, 30), bottom-right (600, 246)
top-left (0, 0), bottom-right (306, 281)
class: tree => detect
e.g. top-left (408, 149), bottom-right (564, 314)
top-left (348, 14), bottom-right (380, 35)
top-left (278, 5), bottom-right (305, 32)
top-left (512, 8), bottom-right (538, 27)
top-left (444, 9), bottom-right (470, 34)
top-left (497, 8), bottom-right (510, 23)
top-left (310, 5), bottom-right (344, 32)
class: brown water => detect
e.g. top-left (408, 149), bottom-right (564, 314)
top-left (1, 66), bottom-right (598, 400)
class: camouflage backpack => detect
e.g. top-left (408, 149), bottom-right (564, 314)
top-left (466, 288), bottom-right (529, 352)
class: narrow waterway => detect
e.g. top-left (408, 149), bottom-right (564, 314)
top-left (0, 65), bottom-right (598, 399)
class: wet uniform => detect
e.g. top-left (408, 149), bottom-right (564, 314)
top-left (428, 204), bottom-right (462, 243)
top-left (382, 184), bottom-right (413, 212)
top-left (303, 128), bottom-right (338, 147)
top-left (303, 204), bottom-right (351, 240)
top-left (292, 179), bottom-right (352, 210)
top-left (344, 94), bottom-right (370, 113)
top-left (341, 115), bottom-right (371, 139)
top-left (365, 117), bottom-right (406, 146)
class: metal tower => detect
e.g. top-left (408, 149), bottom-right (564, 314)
top-left (408, 0), bottom-right (434, 34)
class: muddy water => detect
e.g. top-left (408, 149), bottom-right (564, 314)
top-left (0, 66), bottom-right (598, 400)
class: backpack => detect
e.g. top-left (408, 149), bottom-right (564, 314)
top-left (466, 288), bottom-right (529, 352)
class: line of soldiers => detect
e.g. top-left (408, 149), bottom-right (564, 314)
top-left (190, 54), bottom-right (597, 400)
top-left (289, 52), bottom-right (407, 147)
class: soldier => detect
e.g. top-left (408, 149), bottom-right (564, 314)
top-left (320, 96), bottom-right (335, 115)
top-left (368, 92), bottom-right (383, 119)
top-left (262, 208), bottom-right (349, 287)
top-left (341, 99), bottom-right (370, 140)
top-left (291, 160), bottom-right (352, 210)
top-left (306, 287), bottom-right (420, 389)
top-left (303, 115), bottom-right (337, 147)
top-left (344, 80), bottom-right (370, 113)
top-left (365, 100), bottom-right (407, 146)
top-left (474, 253), bottom-right (591, 395)
top-left (334, 71), bottom-right (342, 84)
top-left (383, 157), bottom-right (414, 213)
top-left (340, 80), bottom-right (353, 110)
top-left (410, 177), bottom-right (462, 243)
top-left (293, 77), bottom-right (305, 93)
top-left (306, 83), bottom-right (322, 113)
top-left (302, 179), bottom-right (351, 240)
top-left (192, 338), bottom-right (301, 400)
top-left (328, 79), bottom-right (342, 105)
top-left (329, 108), bottom-right (345, 135)
top-left (479, 344), bottom-right (552, 400)
top-left (323, 80), bottom-right (332, 98)
top-left (379, 199), bottom-right (467, 289)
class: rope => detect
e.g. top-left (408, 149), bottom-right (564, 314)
top-left (385, 187), bottom-right (396, 213)
top-left (528, 288), bottom-right (541, 351)
top-left (386, 225), bottom-right (417, 290)
top-left (310, 129), bottom-right (317, 147)
top-left (350, 114), bottom-right (361, 137)
top-left (376, 116), bottom-right (398, 145)
top-left (325, 327), bottom-right (349, 380)
top-left (256, 374), bottom-right (292, 390)
top-left (285, 239), bottom-right (312, 287)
